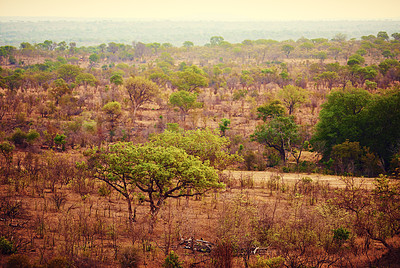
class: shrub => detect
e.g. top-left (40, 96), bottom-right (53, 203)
top-left (333, 227), bottom-right (350, 243)
top-left (163, 251), bottom-right (183, 268)
top-left (0, 237), bottom-right (15, 255)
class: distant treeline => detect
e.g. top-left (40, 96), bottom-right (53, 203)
top-left (1, 18), bottom-right (400, 47)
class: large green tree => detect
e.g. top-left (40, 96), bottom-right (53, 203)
top-left (312, 88), bottom-right (400, 171)
top-left (311, 89), bottom-right (372, 159)
top-left (85, 142), bottom-right (222, 230)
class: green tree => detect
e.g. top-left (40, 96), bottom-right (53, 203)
top-left (391, 32), bottom-right (400, 41)
top-left (277, 85), bottom-right (309, 115)
top-left (377, 31), bottom-right (389, 41)
top-left (110, 73), bottom-right (123, 87)
top-left (282, 44), bottom-right (294, 58)
top-left (57, 64), bottom-right (82, 83)
top-left (163, 251), bottom-right (183, 268)
top-left (256, 100), bottom-right (285, 122)
top-left (149, 127), bottom-right (241, 171)
top-left (251, 116), bottom-right (299, 163)
top-left (0, 141), bottom-right (14, 169)
top-left (363, 90), bottom-right (400, 169)
top-left (169, 90), bottom-right (202, 121)
top-left (75, 73), bottom-right (98, 88)
top-left (49, 78), bottom-right (72, 105)
top-left (210, 36), bottom-right (224, 46)
top-left (218, 118), bottom-right (230, 136)
top-left (171, 68), bottom-right (208, 92)
top-left (183, 41), bottom-right (194, 49)
top-left (316, 71), bottom-right (339, 89)
top-left (311, 89), bottom-right (372, 160)
top-left (124, 76), bottom-right (159, 118)
top-left (85, 143), bottom-right (222, 231)
top-left (88, 53), bottom-right (99, 68)
top-left (54, 133), bottom-right (67, 151)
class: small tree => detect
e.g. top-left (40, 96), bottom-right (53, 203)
top-left (219, 118), bottom-right (230, 136)
top-left (102, 101), bottom-right (122, 142)
top-left (277, 85), bottom-right (309, 115)
top-left (124, 76), bottom-right (159, 119)
top-left (252, 116), bottom-right (299, 163)
top-left (169, 90), bottom-right (202, 121)
top-left (256, 100), bottom-right (285, 122)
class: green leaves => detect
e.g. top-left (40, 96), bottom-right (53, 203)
top-left (252, 116), bottom-right (299, 162)
top-left (149, 128), bottom-right (242, 171)
top-left (85, 141), bottom-right (223, 220)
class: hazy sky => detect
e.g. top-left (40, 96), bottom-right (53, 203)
top-left (1, 0), bottom-right (399, 20)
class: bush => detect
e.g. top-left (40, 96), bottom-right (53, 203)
top-left (333, 227), bottom-right (350, 242)
top-left (0, 236), bottom-right (15, 255)
top-left (163, 251), bottom-right (183, 268)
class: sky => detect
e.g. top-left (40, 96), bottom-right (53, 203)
top-left (0, 0), bottom-right (400, 21)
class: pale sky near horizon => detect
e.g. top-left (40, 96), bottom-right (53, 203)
top-left (0, 0), bottom-right (399, 21)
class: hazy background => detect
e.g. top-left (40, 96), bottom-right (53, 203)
top-left (1, 0), bottom-right (400, 20)
top-left (1, 0), bottom-right (399, 46)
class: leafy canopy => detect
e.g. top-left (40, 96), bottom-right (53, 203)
top-left (149, 126), bottom-right (242, 171)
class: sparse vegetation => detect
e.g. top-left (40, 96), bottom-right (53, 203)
top-left (1, 29), bottom-right (400, 266)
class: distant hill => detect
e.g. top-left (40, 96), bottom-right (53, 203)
top-left (1, 18), bottom-right (400, 47)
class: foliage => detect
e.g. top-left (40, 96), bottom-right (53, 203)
top-left (218, 118), bottom-right (230, 136)
top-left (312, 88), bottom-right (400, 171)
top-left (277, 85), bottom-right (309, 115)
top-left (149, 127), bottom-right (242, 170)
top-left (311, 89), bottom-right (372, 160)
top-left (249, 255), bottom-right (285, 268)
top-left (57, 64), bottom-right (82, 83)
top-left (54, 133), bottom-right (67, 150)
top-left (75, 72), bottom-right (97, 87)
top-left (169, 90), bottom-right (202, 120)
top-left (85, 142), bottom-right (222, 225)
top-left (124, 76), bottom-right (159, 117)
top-left (8, 128), bottom-right (40, 147)
top-left (0, 236), bottom-right (15, 255)
top-left (162, 251), bottom-right (183, 268)
top-left (256, 100), bottom-right (285, 121)
top-left (332, 227), bottom-right (350, 243)
top-left (252, 116), bottom-right (299, 163)
top-left (171, 68), bottom-right (208, 92)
